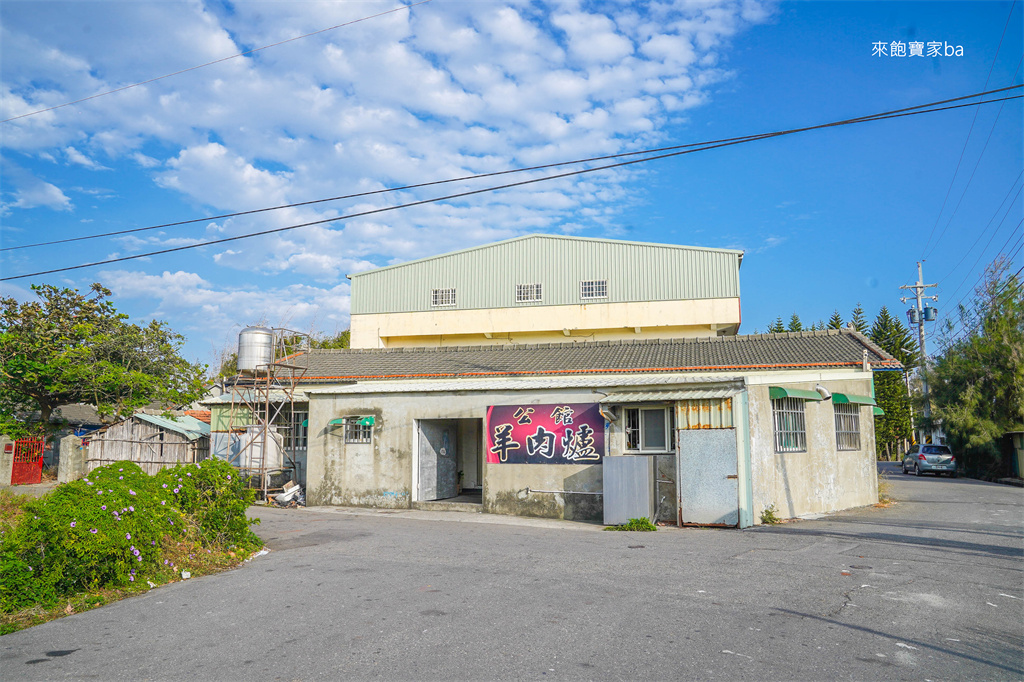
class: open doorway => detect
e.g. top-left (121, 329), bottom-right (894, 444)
top-left (415, 418), bottom-right (483, 504)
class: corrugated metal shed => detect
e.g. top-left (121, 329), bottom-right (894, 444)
top-left (134, 414), bottom-right (210, 441)
top-left (349, 234), bottom-right (742, 314)
top-left (599, 388), bottom-right (738, 403)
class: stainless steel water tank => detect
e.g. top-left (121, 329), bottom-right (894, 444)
top-left (237, 327), bottom-right (274, 374)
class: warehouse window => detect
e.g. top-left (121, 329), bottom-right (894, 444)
top-left (580, 279), bottom-right (608, 299)
top-left (772, 398), bottom-right (806, 453)
top-left (344, 418), bottom-right (372, 444)
top-left (516, 283), bottom-right (543, 303)
top-left (625, 407), bottom-right (672, 452)
top-left (431, 288), bottom-right (456, 307)
top-left (834, 403), bottom-right (861, 451)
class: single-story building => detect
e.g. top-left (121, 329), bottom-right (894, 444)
top-left (288, 329), bottom-right (898, 527)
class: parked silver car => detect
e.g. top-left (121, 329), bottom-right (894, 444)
top-left (903, 444), bottom-right (957, 477)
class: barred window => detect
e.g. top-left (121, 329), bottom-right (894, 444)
top-left (431, 288), bottom-right (456, 307)
top-left (516, 283), bottom-right (543, 303)
top-left (580, 279), bottom-right (608, 299)
top-left (344, 418), bottom-right (372, 444)
top-left (772, 398), bottom-right (806, 453)
top-left (281, 410), bottom-right (308, 450)
top-left (625, 407), bottom-right (672, 452)
top-left (834, 403), bottom-right (861, 451)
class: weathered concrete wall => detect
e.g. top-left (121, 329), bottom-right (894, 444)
top-left (0, 436), bottom-right (13, 486)
top-left (748, 376), bottom-right (878, 522)
top-left (307, 387), bottom-right (607, 520)
top-left (57, 435), bottom-right (86, 483)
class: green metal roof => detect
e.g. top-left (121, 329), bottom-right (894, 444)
top-left (769, 386), bottom-right (824, 401)
top-left (348, 234), bottom-right (742, 315)
top-left (134, 413), bottom-right (210, 441)
top-left (832, 393), bottom-right (877, 406)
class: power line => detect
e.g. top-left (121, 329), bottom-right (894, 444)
top-left (941, 189), bottom-right (1022, 307)
top-left (939, 263), bottom-right (1023, 349)
top-left (2, 89), bottom-right (1021, 282)
top-left (923, 54), bottom-right (1024, 259)
top-left (1, 1), bottom-right (432, 124)
top-left (920, 0), bottom-right (1019, 256)
top-left (939, 232), bottom-right (1024, 345)
top-left (937, 170), bottom-right (1023, 285)
top-left (4, 84), bottom-right (1021, 254)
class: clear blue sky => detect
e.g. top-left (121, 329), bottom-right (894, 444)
top-left (1, 1), bottom-right (1021, 366)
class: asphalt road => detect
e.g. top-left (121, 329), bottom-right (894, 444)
top-left (3, 463), bottom-right (1021, 681)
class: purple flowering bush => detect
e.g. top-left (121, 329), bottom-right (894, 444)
top-left (154, 459), bottom-right (259, 548)
top-left (0, 460), bottom-right (259, 616)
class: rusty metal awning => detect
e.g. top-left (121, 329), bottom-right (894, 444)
top-left (599, 388), bottom-right (739, 403)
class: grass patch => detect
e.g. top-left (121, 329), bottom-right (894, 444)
top-left (604, 517), bottom-right (657, 531)
top-left (876, 471), bottom-right (896, 507)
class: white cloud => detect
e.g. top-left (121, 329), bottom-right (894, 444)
top-left (2, 0), bottom-right (775, 357)
top-left (64, 146), bottom-right (109, 170)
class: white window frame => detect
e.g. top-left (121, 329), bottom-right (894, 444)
top-left (580, 279), bottom-right (608, 300)
top-left (344, 418), bottom-right (372, 444)
top-left (431, 288), bottom-right (456, 308)
top-left (834, 403), bottom-right (861, 451)
top-left (772, 398), bottom-right (807, 453)
top-left (516, 283), bottom-right (543, 303)
top-left (624, 406), bottom-right (673, 453)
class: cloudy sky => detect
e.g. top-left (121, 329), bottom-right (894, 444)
top-left (1, 0), bottom-right (1021, 367)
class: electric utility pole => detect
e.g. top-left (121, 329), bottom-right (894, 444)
top-left (900, 262), bottom-right (938, 433)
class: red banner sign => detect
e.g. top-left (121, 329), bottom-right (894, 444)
top-left (486, 403), bottom-right (605, 464)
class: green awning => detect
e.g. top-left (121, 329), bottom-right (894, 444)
top-left (327, 416), bottom-right (375, 426)
top-left (769, 386), bottom-right (823, 401)
top-left (301, 419), bottom-right (308, 427)
top-left (873, 406), bottom-right (885, 416)
top-left (832, 393), bottom-right (877, 406)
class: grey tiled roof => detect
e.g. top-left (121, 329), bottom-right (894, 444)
top-left (50, 404), bottom-right (103, 425)
top-left (284, 330), bottom-right (899, 382)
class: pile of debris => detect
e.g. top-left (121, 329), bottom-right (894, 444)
top-left (272, 480), bottom-right (305, 508)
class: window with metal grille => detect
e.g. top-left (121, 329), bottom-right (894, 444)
top-left (431, 288), bottom-right (456, 307)
top-left (281, 410), bottom-right (308, 451)
top-left (625, 407), bottom-right (672, 452)
top-left (772, 398), bottom-right (806, 452)
top-left (580, 279), bottom-right (608, 299)
top-left (516, 283), bottom-right (542, 303)
top-left (834, 403), bottom-right (860, 450)
top-left (344, 418), bottom-right (372, 444)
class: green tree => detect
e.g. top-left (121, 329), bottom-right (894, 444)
top-left (313, 330), bottom-right (350, 349)
top-left (768, 317), bottom-right (786, 333)
top-left (0, 284), bottom-right (206, 439)
top-left (869, 306), bottom-right (919, 459)
top-left (850, 303), bottom-right (869, 333)
top-left (787, 314), bottom-right (803, 332)
top-left (929, 260), bottom-right (1023, 477)
top-left (827, 310), bottom-right (844, 329)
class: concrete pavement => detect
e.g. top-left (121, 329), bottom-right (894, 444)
top-left (2, 462), bottom-right (1021, 680)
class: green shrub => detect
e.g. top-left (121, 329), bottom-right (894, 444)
top-left (604, 517), bottom-right (657, 531)
top-left (154, 459), bottom-right (260, 549)
top-left (0, 459), bottom-right (260, 616)
top-left (759, 504), bottom-right (782, 525)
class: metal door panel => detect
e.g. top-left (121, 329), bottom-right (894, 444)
top-left (418, 421), bottom-right (458, 501)
top-left (603, 455), bottom-right (652, 525)
top-left (677, 428), bottom-right (738, 526)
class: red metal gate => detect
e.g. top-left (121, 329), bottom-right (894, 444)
top-left (10, 439), bottom-right (44, 485)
